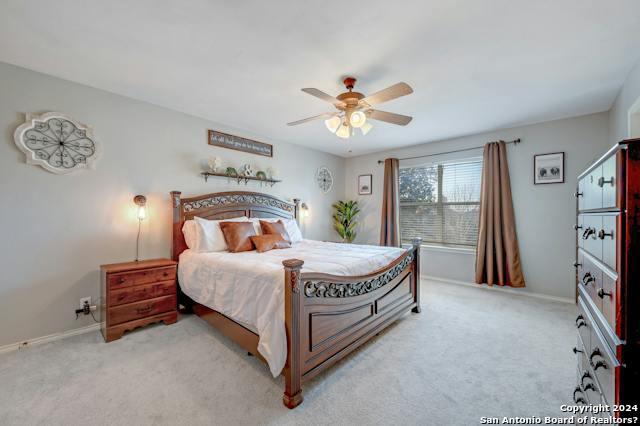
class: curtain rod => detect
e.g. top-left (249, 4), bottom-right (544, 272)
top-left (376, 138), bottom-right (521, 164)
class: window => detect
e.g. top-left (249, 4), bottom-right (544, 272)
top-left (399, 158), bottom-right (483, 247)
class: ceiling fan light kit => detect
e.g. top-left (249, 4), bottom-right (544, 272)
top-left (288, 77), bottom-right (413, 140)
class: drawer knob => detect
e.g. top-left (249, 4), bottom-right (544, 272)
top-left (573, 224), bottom-right (583, 230)
top-left (582, 272), bottom-right (595, 285)
top-left (598, 176), bottom-right (615, 188)
top-left (592, 360), bottom-right (608, 371)
top-left (581, 227), bottom-right (596, 240)
top-left (598, 229), bottom-right (614, 240)
top-left (597, 288), bottom-right (612, 299)
top-left (136, 306), bottom-right (152, 314)
top-left (572, 347), bottom-right (583, 354)
top-left (118, 277), bottom-right (126, 284)
top-left (573, 261), bottom-right (582, 268)
top-left (574, 191), bottom-right (583, 198)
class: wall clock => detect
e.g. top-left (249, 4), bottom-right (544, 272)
top-left (14, 112), bottom-right (101, 174)
top-left (316, 166), bottom-right (333, 193)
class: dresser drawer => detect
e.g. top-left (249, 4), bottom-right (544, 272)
top-left (576, 297), bottom-right (591, 350)
top-left (588, 323), bottom-right (620, 405)
top-left (601, 155), bottom-right (617, 209)
top-left (599, 271), bottom-right (617, 334)
top-left (600, 214), bottom-right (617, 270)
top-left (109, 280), bottom-right (176, 306)
top-left (578, 254), bottom-right (601, 311)
top-left (578, 167), bottom-right (603, 211)
top-left (108, 266), bottom-right (176, 289)
top-left (108, 295), bottom-right (176, 325)
top-left (579, 215), bottom-right (602, 259)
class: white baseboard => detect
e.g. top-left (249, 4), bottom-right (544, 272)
top-left (0, 323), bottom-right (101, 355)
top-left (422, 275), bottom-right (575, 304)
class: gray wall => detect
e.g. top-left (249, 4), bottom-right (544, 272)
top-left (0, 62), bottom-right (345, 347)
top-left (345, 113), bottom-right (610, 301)
top-left (609, 59), bottom-right (640, 142)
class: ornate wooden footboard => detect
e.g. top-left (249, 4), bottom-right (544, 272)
top-left (170, 190), bottom-right (421, 409)
top-left (281, 238), bottom-right (421, 408)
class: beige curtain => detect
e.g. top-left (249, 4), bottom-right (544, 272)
top-left (475, 142), bottom-right (525, 287)
top-left (380, 158), bottom-right (400, 247)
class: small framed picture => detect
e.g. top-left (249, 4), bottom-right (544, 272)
top-left (534, 152), bottom-right (565, 184)
top-left (358, 174), bottom-right (373, 195)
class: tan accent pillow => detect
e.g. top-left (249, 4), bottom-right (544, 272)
top-left (250, 234), bottom-right (292, 253)
top-left (259, 220), bottom-right (291, 243)
top-left (219, 221), bottom-right (257, 253)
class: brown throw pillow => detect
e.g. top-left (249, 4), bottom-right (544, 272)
top-left (250, 234), bottom-right (292, 253)
top-left (219, 221), bottom-right (257, 252)
top-left (259, 220), bottom-right (291, 243)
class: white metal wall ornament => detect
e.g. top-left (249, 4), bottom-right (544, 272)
top-left (14, 112), bottom-right (101, 174)
top-left (316, 166), bottom-right (334, 193)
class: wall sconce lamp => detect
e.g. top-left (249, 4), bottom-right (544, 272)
top-left (133, 195), bottom-right (147, 262)
top-left (300, 202), bottom-right (309, 219)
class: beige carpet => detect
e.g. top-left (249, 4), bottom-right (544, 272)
top-left (0, 280), bottom-right (576, 426)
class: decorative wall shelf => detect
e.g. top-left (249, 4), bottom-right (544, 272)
top-left (201, 172), bottom-right (281, 187)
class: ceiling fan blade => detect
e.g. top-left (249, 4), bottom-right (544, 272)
top-left (301, 88), bottom-right (346, 107)
top-left (287, 112), bottom-right (338, 126)
top-left (360, 82), bottom-right (413, 106)
top-left (368, 110), bottom-right (413, 126)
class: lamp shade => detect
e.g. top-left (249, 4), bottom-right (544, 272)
top-left (324, 116), bottom-right (341, 133)
top-left (349, 111), bottom-right (367, 128)
top-left (335, 123), bottom-right (350, 139)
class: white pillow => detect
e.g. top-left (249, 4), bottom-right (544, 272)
top-left (283, 218), bottom-right (303, 243)
top-left (193, 216), bottom-right (248, 252)
top-left (250, 217), bottom-right (302, 243)
top-left (182, 220), bottom-right (197, 249)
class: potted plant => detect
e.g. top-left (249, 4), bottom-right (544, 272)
top-left (333, 200), bottom-right (360, 243)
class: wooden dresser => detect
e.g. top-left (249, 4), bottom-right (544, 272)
top-left (573, 138), bottom-right (640, 414)
top-left (100, 258), bottom-right (178, 342)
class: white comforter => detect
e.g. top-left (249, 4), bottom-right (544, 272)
top-left (178, 239), bottom-right (405, 377)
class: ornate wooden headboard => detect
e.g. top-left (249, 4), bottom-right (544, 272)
top-left (170, 191), bottom-right (299, 261)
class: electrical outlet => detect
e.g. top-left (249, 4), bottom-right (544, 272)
top-left (80, 297), bottom-right (91, 309)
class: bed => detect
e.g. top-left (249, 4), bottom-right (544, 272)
top-left (171, 190), bottom-right (421, 408)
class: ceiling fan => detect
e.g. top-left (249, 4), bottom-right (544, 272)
top-left (287, 77), bottom-right (413, 139)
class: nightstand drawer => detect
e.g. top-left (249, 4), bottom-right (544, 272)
top-left (108, 266), bottom-right (176, 289)
top-left (108, 295), bottom-right (176, 325)
top-left (109, 280), bottom-right (176, 306)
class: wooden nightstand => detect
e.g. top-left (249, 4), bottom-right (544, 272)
top-left (100, 258), bottom-right (178, 342)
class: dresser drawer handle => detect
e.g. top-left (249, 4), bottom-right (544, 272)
top-left (598, 176), bottom-right (614, 188)
top-left (598, 229), bottom-right (614, 240)
top-left (592, 360), bottom-right (608, 371)
top-left (573, 224), bottom-right (583, 231)
top-left (582, 273), bottom-right (595, 285)
top-left (572, 347), bottom-right (583, 354)
top-left (136, 306), bottom-right (152, 314)
top-left (597, 288), bottom-right (612, 299)
top-left (573, 261), bottom-right (582, 268)
top-left (574, 191), bottom-right (583, 198)
top-left (582, 227), bottom-right (596, 240)
top-left (589, 348), bottom-right (601, 362)
top-left (580, 372), bottom-right (591, 385)
top-left (118, 277), bottom-right (126, 284)
top-left (573, 387), bottom-right (585, 403)
top-left (576, 320), bottom-right (587, 329)
top-left (575, 315), bottom-right (584, 325)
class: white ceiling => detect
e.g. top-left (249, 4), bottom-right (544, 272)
top-left (1, 1), bottom-right (640, 157)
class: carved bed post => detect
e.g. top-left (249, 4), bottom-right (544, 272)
top-left (170, 191), bottom-right (182, 262)
top-left (282, 258), bottom-right (304, 409)
top-left (411, 238), bottom-right (422, 313)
